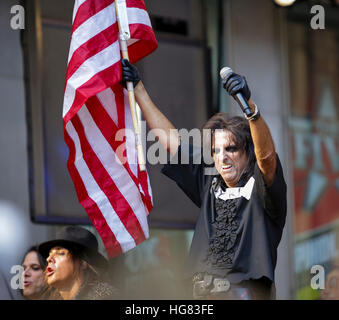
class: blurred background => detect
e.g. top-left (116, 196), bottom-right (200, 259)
top-left (0, 0), bottom-right (338, 300)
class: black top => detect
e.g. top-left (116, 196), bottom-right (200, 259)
top-left (161, 143), bottom-right (287, 284)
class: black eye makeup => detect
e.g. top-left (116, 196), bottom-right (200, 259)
top-left (212, 144), bottom-right (240, 155)
top-left (225, 145), bottom-right (239, 153)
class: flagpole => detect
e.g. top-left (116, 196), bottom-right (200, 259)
top-left (115, 0), bottom-right (146, 172)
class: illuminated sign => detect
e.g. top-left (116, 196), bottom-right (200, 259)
top-left (290, 83), bottom-right (339, 234)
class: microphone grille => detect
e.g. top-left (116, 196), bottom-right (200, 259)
top-left (219, 67), bottom-right (233, 80)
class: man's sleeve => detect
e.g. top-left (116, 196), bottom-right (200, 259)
top-left (161, 142), bottom-right (204, 208)
top-left (254, 154), bottom-right (287, 225)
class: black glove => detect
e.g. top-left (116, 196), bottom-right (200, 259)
top-left (222, 72), bottom-right (251, 101)
top-left (121, 59), bottom-right (141, 88)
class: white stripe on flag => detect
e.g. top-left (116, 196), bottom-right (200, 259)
top-left (68, 3), bottom-right (117, 63)
top-left (69, 6), bottom-right (152, 64)
top-left (97, 88), bottom-right (118, 126)
top-left (146, 170), bottom-right (153, 205)
top-left (63, 41), bottom-right (120, 117)
top-left (77, 105), bottom-right (149, 238)
top-left (127, 7), bottom-right (152, 28)
top-left (66, 120), bottom-right (137, 252)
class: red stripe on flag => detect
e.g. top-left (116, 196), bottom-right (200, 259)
top-left (64, 126), bottom-right (123, 257)
top-left (138, 169), bottom-right (153, 213)
top-left (85, 92), bottom-right (140, 185)
top-left (71, 114), bottom-right (147, 246)
top-left (126, 0), bottom-right (147, 10)
top-left (128, 24), bottom-right (158, 63)
top-left (64, 63), bottom-right (121, 125)
top-left (113, 84), bottom-right (126, 129)
top-left (73, 0), bottom-right (114, 32)
top-left (66, 24), bottom-right (119, 82)
top-left (86, 92), bottom-right (153, 213)
top-left (85, 94), bottom-right (131, 173)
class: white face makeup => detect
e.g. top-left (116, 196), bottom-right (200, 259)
top-left (212, 130), bottom-right (248, 188)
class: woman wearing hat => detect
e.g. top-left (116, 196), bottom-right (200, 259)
top-left (38, 226), bottom-right (118, 300)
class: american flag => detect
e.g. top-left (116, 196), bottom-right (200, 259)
top-left (63, 0), bottom-right (157, 258)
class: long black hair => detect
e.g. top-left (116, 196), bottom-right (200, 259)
top-left (21, 246), bottom-right (47, 269)
top-left (203, 113), bottom-right (256, 180)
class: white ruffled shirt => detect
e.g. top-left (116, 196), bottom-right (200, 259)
top-left (213, 176), bottom-right (255, 201)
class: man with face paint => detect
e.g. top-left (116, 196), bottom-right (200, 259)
top-left (121, 60), bottom-right (287, 300)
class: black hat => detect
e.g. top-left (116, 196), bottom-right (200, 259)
top-left (38, 226), bottom-right (107, 269)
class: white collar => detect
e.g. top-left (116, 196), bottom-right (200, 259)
top-left (213, 176), bottom-right (255, 201)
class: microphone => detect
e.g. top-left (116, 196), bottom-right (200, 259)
top-left (219, 67), bottom-right (253, 117)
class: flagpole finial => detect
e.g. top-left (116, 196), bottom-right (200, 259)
top-left (115, 0), bottom-right (131, 41)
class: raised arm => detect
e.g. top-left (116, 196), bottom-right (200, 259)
top-left (247, 99), bottom-right (276, 186)
top-left (121, 59), bottom-right (180, 156)
top-left (222, 71), bottom-right (276, 186)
